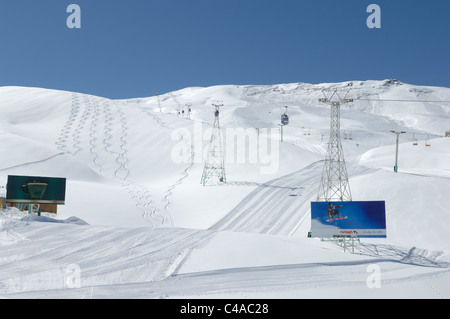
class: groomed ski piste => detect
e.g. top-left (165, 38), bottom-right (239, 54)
top-left (0, 79), bottom-right (449, 299)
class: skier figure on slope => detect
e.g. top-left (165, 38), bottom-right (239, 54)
top-left (327, 203), bottom-right (342, 220)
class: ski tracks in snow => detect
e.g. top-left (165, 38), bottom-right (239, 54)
top-left (163, 142), bottom-right (194, 217)
top-left (54, 94), bottom-right (162, 227)
top-left (210, 161), bottom-right (324, 236)
top-left (55, 93), bottom-right (81, 155)
top-left (2, 221), bottom-right (447, 298)
top-left (210, 161), bottom-right (381, 236)
top-left (136, 103), bottom-right (194, 226)
top-left (0, 221), bottom-right (216, 295)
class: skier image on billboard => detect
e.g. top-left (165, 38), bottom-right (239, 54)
top-left (326, 203), bottom-right (348, 222)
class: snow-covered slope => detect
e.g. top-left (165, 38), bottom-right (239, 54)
top-left (0, 80), bottom-right (449, 299)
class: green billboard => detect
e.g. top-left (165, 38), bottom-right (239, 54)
top-left (6, 175), bottom-right (66, 205)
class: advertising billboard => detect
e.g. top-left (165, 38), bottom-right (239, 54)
top-left (310, 201), bottom-right (386, 238)
top-left (6, 175), bottom-right (66, 205)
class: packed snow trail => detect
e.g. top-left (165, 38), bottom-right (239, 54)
top-left (0, 215), bottom-right (215, 295)
top-left (210, 159), bottom-right (379, 236)
top-left (1, 213), bottom-right (448, 299)
top-left (209, 161), bottom-right (323, 236)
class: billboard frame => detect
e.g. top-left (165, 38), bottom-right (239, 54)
top-left (6, 175), bottom-right (66, 205)
top-left (310, 200), bottom-right (387, 239)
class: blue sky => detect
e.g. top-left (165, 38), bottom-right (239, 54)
top-left (0, 0), bottom-right (449, 99)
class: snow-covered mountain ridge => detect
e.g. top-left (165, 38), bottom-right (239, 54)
top-left (0, 79), bottom-right (449, 298)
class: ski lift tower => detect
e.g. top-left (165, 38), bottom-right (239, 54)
top-left (201, 101), bottom-right (226, 186)
top-left (316, 90), bottom-right (353, 202)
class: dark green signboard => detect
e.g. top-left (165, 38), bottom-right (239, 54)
top-left (6, 175), bottom-right (66, 205)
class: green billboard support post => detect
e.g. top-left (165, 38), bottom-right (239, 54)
top-left (23, 182), bottom-right (48, 216)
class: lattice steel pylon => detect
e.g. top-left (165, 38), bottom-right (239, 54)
top-left (201, 101), bottom-right (226, 186)
top-left (317, 90), bottom-right (353, 202)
